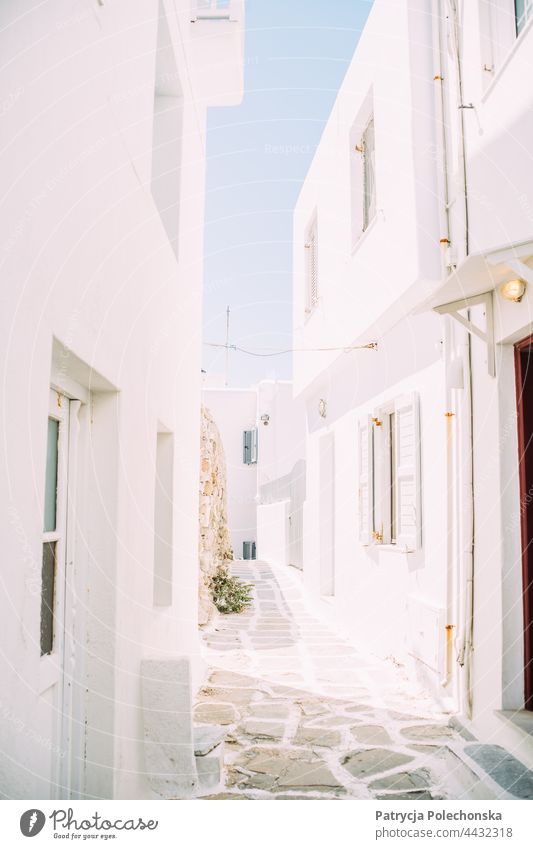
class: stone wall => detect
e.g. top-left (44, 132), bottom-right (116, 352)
top-left (199, 405), bottom-right (233, 625)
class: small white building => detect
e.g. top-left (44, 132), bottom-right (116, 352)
top-left (292, 0), bottom-right (533, 767)
top-left (0, 0), bottom-right (244, 799)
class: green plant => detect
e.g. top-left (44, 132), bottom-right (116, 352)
top-left (210, 567), bottom-right (253, 614)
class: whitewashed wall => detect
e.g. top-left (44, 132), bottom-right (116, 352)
top-left (292, 0), bottom-right (441, 398)
top-left (292, 0), bottom-right (445, 692)
top-left (425, 1), bottom-right (533, 762)
top-left (292, 0), bottom-right (533, 770)
top-left (300, 313), bottom-right (448, 682)
top-left (0, 0), bottom-right (244, 800)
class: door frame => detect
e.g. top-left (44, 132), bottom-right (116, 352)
top-left (41, 385), bottom-right (88, 796)
top-left (514, 334), bottom-right (533, 710)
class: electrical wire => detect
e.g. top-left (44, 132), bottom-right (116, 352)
top-left (204, 341), bottom-right (377, 357)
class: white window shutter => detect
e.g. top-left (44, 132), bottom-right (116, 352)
top-left (394, 393), bottom-right (421, 550)
top-left (358, 415), bottom-right (373, 545)
top-left (305, 218), bottom-right (318, 311)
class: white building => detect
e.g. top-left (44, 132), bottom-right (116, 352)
top-left (292, 0), bottom-right (533, 767)
top-left (202, 382), bottom-right (258, 558)
top-left (202, 379), bottom-right (306, 566)
top-left (0, 0), bottom-right (244, 800)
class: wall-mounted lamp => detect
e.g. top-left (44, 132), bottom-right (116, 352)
top-left (260, 414), bottom-right (270, 426)
top-left (499, 278), bottom-right (526, 303)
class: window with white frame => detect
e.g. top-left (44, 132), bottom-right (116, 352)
top-left (358, 392), bottom-right (421, 550)
top-left (516, 0), bottom-right (533, 34)
top-left (480, 0), bottom-right (531, 78)
top-left (361, 117), bottom-right (376, 231)
top-left (304, 215), bottom-right (318, 314)
top-left (41, 389), bottom-right (69, 656)
top-left (350, 97), bottom-right (376, 245)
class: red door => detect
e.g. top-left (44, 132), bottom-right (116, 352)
top-left (515, 336), bottom-right (533, 710)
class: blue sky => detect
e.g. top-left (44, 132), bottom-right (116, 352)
top-left (202, 0), bottom-right (372, 387)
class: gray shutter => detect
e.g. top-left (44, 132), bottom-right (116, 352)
top-left (243, 430), bottom-right (251, 464)
top-left (243, 429), bottom-right (258, 465)
top-left (358, 415), bottom-right (373, 545)
top-left (394, 392), bottom-right (421, 550)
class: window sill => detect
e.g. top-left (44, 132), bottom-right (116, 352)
top-left (351, 215), bottom-right (378, 256)
top-left (481, 15), bottom-right (533, 104)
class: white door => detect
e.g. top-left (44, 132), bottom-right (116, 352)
top-left (41, 389), bottom-right (83, 797)
top-left (319, 433), bottom-right (335, 596)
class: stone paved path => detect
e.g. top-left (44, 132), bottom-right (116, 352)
top-left (195, 561), bottom-right (468, 800)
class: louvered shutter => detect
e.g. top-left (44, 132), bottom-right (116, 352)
top-left (306, 220), bottom-right (318, 311)
top-left (309, 226), bottom-right (317, 307)
top-left (358, 415), bottom-right (373, 545)
top-left (394, 393), bottom-right (421, 550)
top-left (250, 427), bottom-right (258, 464)
top-left (243, 428), bottom-right (258, 465)
top-left (362, 118), bottom-right (376, 230)
top-left (243, 430), bottom-right (251, 464)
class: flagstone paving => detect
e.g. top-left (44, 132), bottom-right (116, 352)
top-left (195, 561), bottom-right (468, 800)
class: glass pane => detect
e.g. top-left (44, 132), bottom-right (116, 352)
top-left (40, 541), bottom-right (56, 656)
top-left (44, 417), bottom-right (59, 532)
top-left (516, 0), bottom-right (532, 34)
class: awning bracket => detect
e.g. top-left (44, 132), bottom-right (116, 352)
top-left (434, 291), bottom-right (495, 378)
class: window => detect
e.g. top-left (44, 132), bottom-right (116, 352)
top-left (361, 117), bottom-right (376, 231)
top-left (243, 428), bottom-right (258, 465)
top-left (153, 431), bottom-right (174, 606)
top-left (304, 215), bottom-right (318, 314)
top-left (358, 393), bottom-right (421, 550)
top-left (516, 0), bottom-right (533, 34)
top-left (349, 94), bottom-right (376, 245)
top-left (41, 391), bottom-right (68, 656)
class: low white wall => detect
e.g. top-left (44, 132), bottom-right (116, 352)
top-left (257, 501), bottom-right (289, 567)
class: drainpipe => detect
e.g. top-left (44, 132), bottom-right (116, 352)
top-left (446, 0), bottom-right (470, 260)
top-left (442, 315), bottom-right (456, 690)
top-left (432, 0), bottom-right (453, 274)
top-left (446, 0), bottom-right (475, 719)
top-left (455, 320), bottom-right (475, 719)
top-left (434, 0), bottom-right (457, 692)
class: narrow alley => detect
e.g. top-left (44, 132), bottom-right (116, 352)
top-left (195, 562), bottom-right (479, 800)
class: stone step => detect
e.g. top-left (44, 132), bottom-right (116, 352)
top-left (462, 744), bottom-right (533, 800)
top-left (441, 740), bottom-right (533, 800)
top-left (194, 725), bottom-right (227, 794)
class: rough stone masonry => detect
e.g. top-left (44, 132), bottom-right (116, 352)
top-left (198, 405), bottom-right (234, 625)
